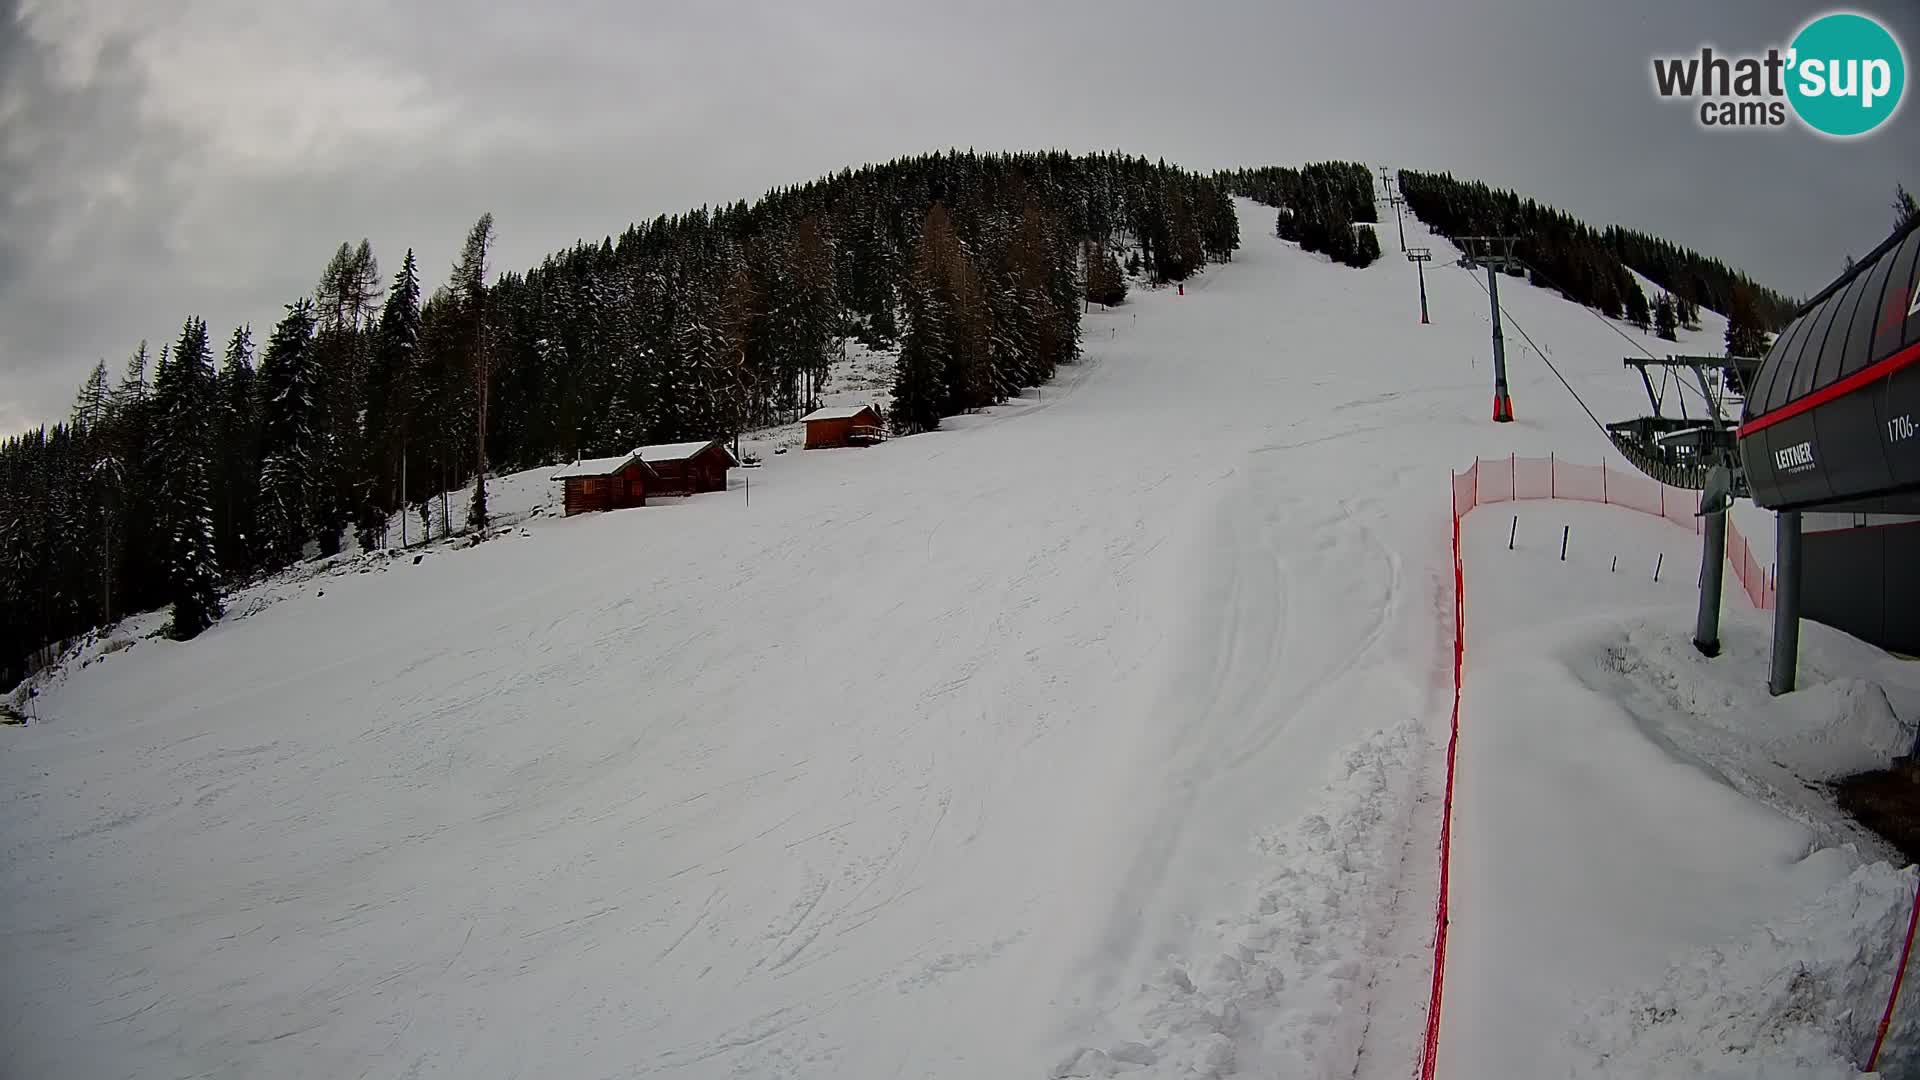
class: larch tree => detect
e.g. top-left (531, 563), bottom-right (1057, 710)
top-left (451, 214), bottom-right (496, 533)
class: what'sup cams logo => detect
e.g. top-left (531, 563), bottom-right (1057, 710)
top-left (1651, 11), bottom-right (1905, 137)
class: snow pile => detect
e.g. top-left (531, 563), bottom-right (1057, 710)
top-left (1756, 679), bottom-right (1915, 781)
top-left (1588, 619), bottom-right (1917, 854)
top-left (1449, 500), bottom-right (1918, 1077)
top-left (1600, 621), bottom-right (1916, 777)
top-left (1564, 862), bottom-right (1919, 1079)
top-left (1053, 720), bottom-right (1424, 1078)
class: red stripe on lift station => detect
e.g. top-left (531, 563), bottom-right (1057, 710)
top-left (1739, 340), bottom-right (1920, 438)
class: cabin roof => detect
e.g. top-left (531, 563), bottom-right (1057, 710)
top-left (635, 439), bottom-right (739, 466)
top-left (800, 404), bottom-right (878, 423)
top-left (551, 453), bottom-right (651, 480)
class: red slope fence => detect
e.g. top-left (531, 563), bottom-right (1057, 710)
top-left (1869, 877), bottom-right (1920, 1072)
top-left (1419, 485), bottom-right (1467, 1079)
top-left (1451, 454), bottom-right (1776, 610)
top-left (1428, 453), bottom-right (1916, 1078)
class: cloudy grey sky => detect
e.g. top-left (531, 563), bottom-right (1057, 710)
top-left (2, 0), bottom-right (1914, 434)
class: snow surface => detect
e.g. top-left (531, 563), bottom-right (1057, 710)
top-left (1566, 862), bottom-right (1920, 1079)
top-left (1442, 497), bottom-right (1920, 1078)
top-left (3, 198), bottom-right (1905, 1080)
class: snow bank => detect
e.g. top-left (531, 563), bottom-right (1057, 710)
top-left (1587, 619), bottom-right (1917, 855)
top-left (1446, 500), bottom-right (1915, 1078)
top-left (1565, 863), bottom-right (1919, 1079)
top-left (1052, 720), bottom-right (1425, 1078)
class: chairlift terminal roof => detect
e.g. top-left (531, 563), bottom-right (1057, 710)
top-left (1738, 218), bottom-right (1920, 512)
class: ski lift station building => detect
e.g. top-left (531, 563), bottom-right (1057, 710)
top-left (1737, 216), bottom-right (1920, 657)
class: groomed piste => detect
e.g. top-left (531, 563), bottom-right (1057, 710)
top-left (6, 196), bottom-right (1916, 1079)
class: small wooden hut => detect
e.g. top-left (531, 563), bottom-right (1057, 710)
top-left (637, 439), bottom-right (738, 496)
top-left (800, 404), bottom-right (885, 449)
top-left (552, 453), bottom-right (655, 516)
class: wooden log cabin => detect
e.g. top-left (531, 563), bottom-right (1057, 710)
top-left (636, 439), bottom-right (738, 496)
top-left (800, 404), bottom-right (886, 449)
top-left (553, 452), bottom-right (656, 516)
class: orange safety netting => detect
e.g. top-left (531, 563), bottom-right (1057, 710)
top-left (1450, 455), bottom-right (1776, 610)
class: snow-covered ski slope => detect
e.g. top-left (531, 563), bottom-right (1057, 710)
top-left (1445, 499), bottom-right (1920, 1078)
top-left (1, 197), bottom-right (1805, 1080)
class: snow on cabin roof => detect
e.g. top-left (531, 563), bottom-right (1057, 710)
top-left (800, 404), bottom-right (878, 423)
top-left (635, 439), bottom-right (738, 465)
top-left (551, 453), bottom-right (646, 480)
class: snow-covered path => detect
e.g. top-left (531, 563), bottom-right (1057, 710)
top-left (2, 199), bottom-right (1733, 1079)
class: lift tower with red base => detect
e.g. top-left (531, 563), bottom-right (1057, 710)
top-left (1459, 236), bottom-right (1521, 422)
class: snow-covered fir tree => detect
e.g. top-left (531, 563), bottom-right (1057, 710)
top-left (149, 317), bottom-right (223, 639)
top-left (255, 300), bottom-right (323, 568)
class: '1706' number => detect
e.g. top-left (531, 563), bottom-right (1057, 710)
top-left (1891, 414), bottom-right (1917, 442)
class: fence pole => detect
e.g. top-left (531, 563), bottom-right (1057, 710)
top-left (1601, 460), bottom-right (1607, 504)
top-left (1509, 516), bottom-right (1517, 550)
top-left (1560, 525), bottom-right (1569, 561)
top-left (1655, 552), bottom-right (1664, 582)
top-left (1551, 453), bottom-right (1556, 498)
top-left (1512, 453), bottom-right (1516, 497)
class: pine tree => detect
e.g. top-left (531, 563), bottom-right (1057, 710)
top-left (1654, 294), bottom-right (1679, 341)
top-left (715, 264), bottom-right (760, 450)
top-left (451, 214), bottom-right (495, 534)
top-left (1084, 238), bottom-right (1127, 305)
top-left (216, 326), bottom-right (260, 577)
top-left (1677, 293), bottom-right (1702, 331)
top-left (108, 342), bottom-right (161, 618)
top-left (786, 215), bottom-right (839, 412)
top-left (255, 300), bottom-right (323, 567)
top-left (150, 318), bottom-right (223, 639)
top-left (307, 241), bottom-right (380, 555)
top-left (1624, 279), bottom-right (1652, 331)
top-left (1346, 222), bottom-right (1382, 268)
top-left (1724, 285), bottom-right (1770, 358)
top-left (364, 250), bottom-right (421, 532)
top-left (1895, 184), bottom-right (1918, 232)
top-left (893, 207), bottom-right (959, 433)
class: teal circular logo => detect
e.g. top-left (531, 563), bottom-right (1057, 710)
top-left (1787, 12), bottom-right (1905, 137)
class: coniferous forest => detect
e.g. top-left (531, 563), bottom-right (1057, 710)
top-left (1219, 163), bottom-right (1384, 267)
top-left (1, 150), bottom-right (1239, 685)
top-left (1395, 170), bottom-right (1798, 340)
top-left (2, 154), bottom-right (1810, 688)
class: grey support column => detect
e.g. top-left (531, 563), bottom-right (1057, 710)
top-left (1768, 510), bottom-right (1802, 696)
top-left (1694, 508), bottom-right (1727, 657)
